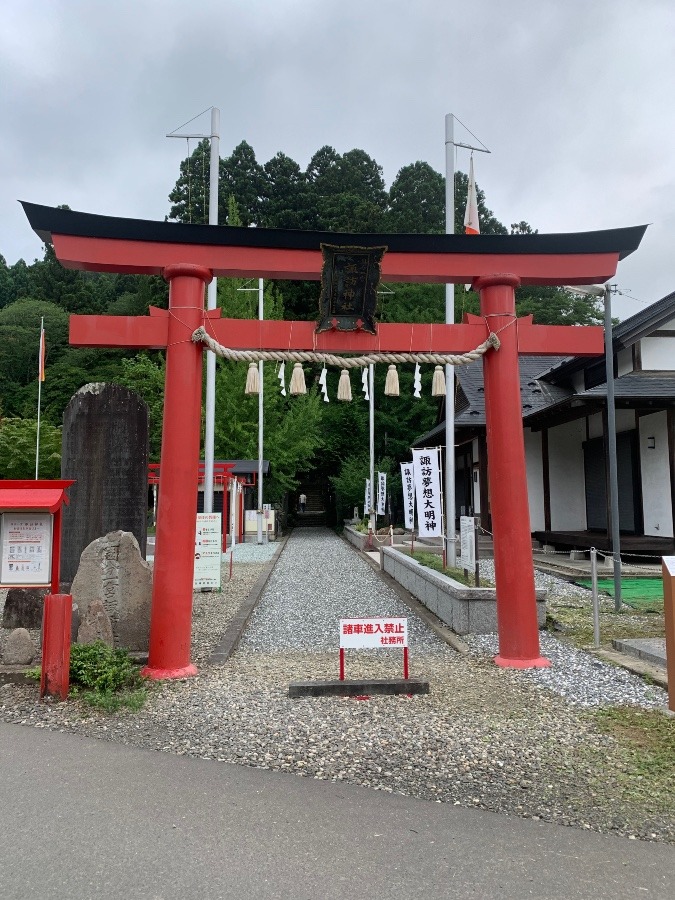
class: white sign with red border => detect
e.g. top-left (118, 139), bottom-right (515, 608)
top-left (339, 617), bottom-right (408, 649)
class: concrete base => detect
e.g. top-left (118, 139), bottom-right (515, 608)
top-left (380, 546), bottom-right (546, 635)
top-left (612, 637), bottom-right (667, 669)
top-left (288, 678), bottom-right (429, 698)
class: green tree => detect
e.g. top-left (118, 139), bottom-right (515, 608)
top-left (167, 138), bottom-right (211, 224)
top-left (0, 300), bottom-right (70, 418)
top-left (219, 141), bottom-right (265, 227)
top-left (386, 161), bottom-right (445, 234)
top-left (260, 152), bottom-right (314, 230)
top-left (213, 362), bottom-right (324, 501)
top-left (0, 417), bottom-right (61, 479)
top-left (115, 354), bottom-right (166, 459)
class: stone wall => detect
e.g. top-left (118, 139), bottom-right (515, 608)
top-left (342, 525), bottom-right (370, 552)
top-left (380, 546), bottom-right (546, 634)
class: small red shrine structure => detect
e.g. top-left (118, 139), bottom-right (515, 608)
top-left (21, 202), bottom-right (647, 677)
top-left (0, 479), bottom-right (74, 700)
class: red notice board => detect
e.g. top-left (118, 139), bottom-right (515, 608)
top-left (0, 480), bottom-right (73, 593)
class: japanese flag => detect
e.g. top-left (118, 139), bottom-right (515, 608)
top-left (464, 155), bottom-right (480, 235)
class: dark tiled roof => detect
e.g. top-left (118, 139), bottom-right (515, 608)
top-left (213, 459), bottom-right (271, 475)
top-left (539, 289), bottom-right (675, 384)
top-left (579, 373), bottom-right (675, 400)
top-left (412, 356), bottom-right (570, 445)
top-left (613, 290), bottom-right (675, 348)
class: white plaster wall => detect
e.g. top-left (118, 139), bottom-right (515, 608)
top-left (588, 409), bottom-right (634, 437)
top-left (639, 412), bottom-right (673, 537)
top-left (617, 348), bottom-right (633, 377)
top-left (549, 420), bottom-right (587, 529)
top-left (524, 429), bottom-right (544, 531)
top-left (588, 412), bottom-right (603, 439)
top-left (640, 337), bottom-right (675, 371)
top-left (616, 409), bottom-right (637, 433)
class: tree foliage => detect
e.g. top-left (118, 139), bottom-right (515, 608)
top-left (0, 418), bottom-right (61, 479)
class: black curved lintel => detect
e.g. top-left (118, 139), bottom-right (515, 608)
top-left (20, 201), bottom-right (648, 261)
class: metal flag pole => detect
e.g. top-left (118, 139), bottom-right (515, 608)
top-left (565, 284), bottom-right (622, 611)
top-left (369, 363), bottom-right (376, 535)
top-left (167, 107), bottom-right (220, 513)
top-left (444, 113), bottom-right (491, 566)
top-left (257, 278), bottom-right (264, 544)
top-left (35, 316), bottom-right (44, 479)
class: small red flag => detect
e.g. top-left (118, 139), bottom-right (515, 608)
top-left (464, 156), bottom-right (480, 235)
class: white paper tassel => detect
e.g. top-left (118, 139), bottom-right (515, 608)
top-left (384, 364), bottom-right (399, 397)
top-left (337, 369), bottom-right (352, 402)
top-left (318, 366), bottom-right (329, 402)
top-left (278, 361), bottom-right (287, 396)
top-left (413, 363), bottom-right (422, 399)
top-left (245, 361), bottom-right (260, 395)
top-left (289, 362), bottom-right (307, 395)
top-left (361, 367), bottom-right (369, 401)
top-left (431, 365), bottom-right (446, 397)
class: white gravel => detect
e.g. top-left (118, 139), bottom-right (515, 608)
top-left (1, 527), bottom-right (673, 843)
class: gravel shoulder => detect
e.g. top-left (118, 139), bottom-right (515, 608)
top-left (1, 529), bottom-right (673, 844)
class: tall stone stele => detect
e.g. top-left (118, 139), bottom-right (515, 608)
top-left (61, 383), bottom-right (149, 585)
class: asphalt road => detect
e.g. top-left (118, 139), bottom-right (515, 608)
top-left (1, 721), bottom-right (673, 899)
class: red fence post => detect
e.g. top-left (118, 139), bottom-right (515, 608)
top-left (40, 593), bottom-right (72, 700)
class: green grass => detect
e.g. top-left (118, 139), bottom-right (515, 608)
top-left (407, 550), bottom-right (493, 587)
top-left (593, 707), bottom-right (675, 779)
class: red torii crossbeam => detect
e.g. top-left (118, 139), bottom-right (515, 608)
top-left (22, 203), bottom-right (647, 676)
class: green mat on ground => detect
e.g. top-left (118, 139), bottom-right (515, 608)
top-left (576, 577), bottom-right (664, 610)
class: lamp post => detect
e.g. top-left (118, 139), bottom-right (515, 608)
top-left (567, 284), bottom-right (622, 610)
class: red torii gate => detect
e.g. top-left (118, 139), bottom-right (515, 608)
top-left (22, 203), bottom-right (646, 677)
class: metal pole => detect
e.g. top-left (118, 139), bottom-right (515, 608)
top-left (257, 278), bottom-right (264, 544)
top-left (35, 316), bottom-right (44, 479)
top-left (590, 547), bottom-right (600, 648)
top-left (203, 107), bottom-right (220, 514)
top-left (444, 113), bottom-right (456, 566)
top-left (604, 285), bottom-right (622, 611)
top-left (369, 364), bottom-right (376, 535)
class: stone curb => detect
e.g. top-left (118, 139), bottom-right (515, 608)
top-left (592, 648), bottom-right (668, 690)
top-left (340, 534), bottom-right (470, 656)
top-left (0, 665), bottom-right (37, 686)
top-left (207, 534), bottom-right (289, 666)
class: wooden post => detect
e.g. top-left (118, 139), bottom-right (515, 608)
top-left (662, 557), bottom-right (675, 713)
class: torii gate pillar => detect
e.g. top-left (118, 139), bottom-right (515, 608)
top-left (145, 264), bottom-right (211, 678)
top-left (476, 275), bottom-right (548, 667)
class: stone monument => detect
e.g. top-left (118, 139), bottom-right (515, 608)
top-left (61, 383), bottom-right (149, 585)
top-left (71, 531), bottom-right (152, 651)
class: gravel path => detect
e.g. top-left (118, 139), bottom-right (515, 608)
top-left (1, 529), bottom-right (673, 844)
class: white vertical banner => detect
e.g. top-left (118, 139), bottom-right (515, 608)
top-left (400, 463), bottom-right (415, 530)
top-left (364, 478), bottom-right (371, 518)
top-left (377, 472), bottom-right (387, 516)
top-left (412, 448), bottom-right (443, 537)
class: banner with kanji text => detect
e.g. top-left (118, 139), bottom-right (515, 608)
top-left (412, 448), bottom-right (443, 537)
top-left (400, 463), bottom-right (415, 530)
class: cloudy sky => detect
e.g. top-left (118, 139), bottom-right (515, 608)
top-left (2, 0), bottom-right (674, 319)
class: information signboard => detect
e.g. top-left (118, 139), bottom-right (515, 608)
top-left (460, 516), bottom-right (476, 570)
top-left (0, 512), bottom-right (53, 586)
top-left (194, 513), bottom-right (222, 590)
top-left (339, 617), bottom-right (408, 648)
